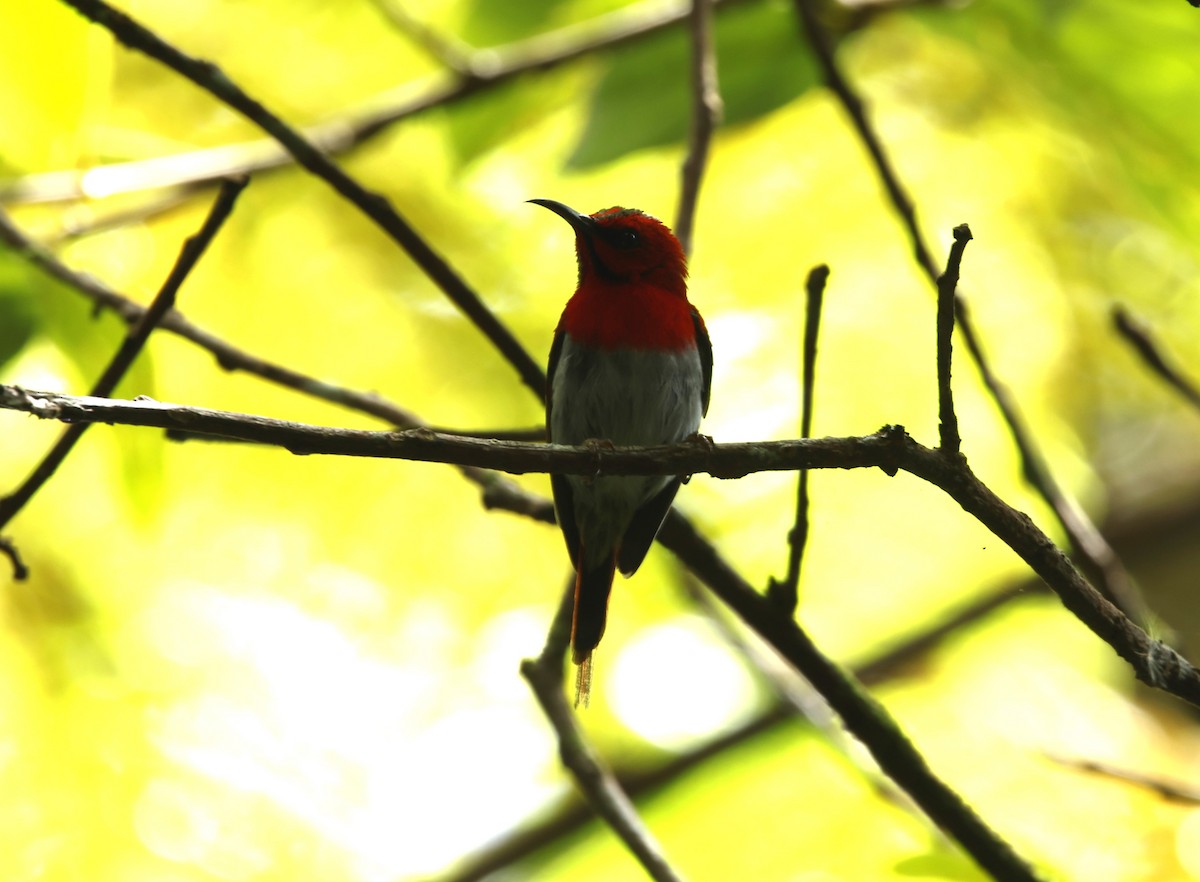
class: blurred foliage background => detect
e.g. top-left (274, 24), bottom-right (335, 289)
top-left (2, 0), bottom-right (1200, 879)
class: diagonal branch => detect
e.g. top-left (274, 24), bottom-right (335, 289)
top-left (658, 511), bottom-right (1040, 882)
top-left (0, 207), bottom-right (430, 429)
top-left (675, 0), bottom-right (722, 256)
top-left (0, 177), bottom-right (247, 558)
top-left (368, 0), bottom-right (475, 77)
top-left (58, 0), bottom-right (546, 399)
top-left (788, 0), bottom-right (1152, 630)
top-left (444, 577), bottom-right (1040, 882)
top-left (0, 206), bottom-right (552, 539)
top-left (956, 299), bottom-right (1153, 629)
top-left (1112, 304), bottom-right (1200, 413)
top-left (0, 538), bottom-right (29, 580)
top-left (8, 0), bottom-right (757, 207)
top-left (520, 582), bottom-right (687, 882)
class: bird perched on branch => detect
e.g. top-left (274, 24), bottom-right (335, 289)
top-left (532, 199), bottom-right (711, 706)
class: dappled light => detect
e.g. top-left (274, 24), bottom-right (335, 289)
top-left (2, 0), bottom-right (1200, 880)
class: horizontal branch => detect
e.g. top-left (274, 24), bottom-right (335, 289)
top-left (0, 385), bottom-right (904, 477)
top-left (4, 384), bottom-right (1198, 710)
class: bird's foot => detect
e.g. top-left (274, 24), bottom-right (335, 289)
top-left (680, 432), bottom-right (713, 484)
top-left (580, 437), bottom-right (615, 483)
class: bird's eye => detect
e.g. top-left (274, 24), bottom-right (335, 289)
top-left (611, 228), bottom-right (640, 249)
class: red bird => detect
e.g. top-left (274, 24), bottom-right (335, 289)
top-left (532, 199), bottom-right (711, 705)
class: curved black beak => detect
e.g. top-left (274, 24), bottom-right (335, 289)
top-left (528, 199), bottom-right (595, 238)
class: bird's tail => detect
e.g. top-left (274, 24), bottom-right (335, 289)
top-left (571, 547), bottom-right (617, 707)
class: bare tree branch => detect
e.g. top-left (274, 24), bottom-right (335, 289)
top-left (3, 190), bottom-right (1045, 879)
top-left (0, 206), bottom-right (552, 555)
top-left (7, 0), bottom-right (756, 207)
top-left (936, 224), bottom-right (971, 455)
top-left (956, 298), bottom-right (1154, 630)
top-left (521, 582), bottom-right (688, 882)
top-left (57, 0), bottom-right (545, 398)
top-left (675, 0), bottom-right (722, 256)
top-left (768, 264), bottom-right (828, 614)
top-left (0, 177), bottom-right (247, 572)
top-left (3, 385), bottom-right (1192, 714)
top-left (657, 511), bottom-right (1041, 881)
top-left (0, 208), bottom-right (429, 429)
top-left (1048, 754), bottom-right (1200, 804)
top-left (1113, 304), bottom-right (1200, 413)
top-left (0, 385), bottom-right (899, 473)
top-left (12, 6), bottom-right (1166, 878)
top-left (447, 573), bottom-right (1039, 881)
top-left (0, 537), bottom-right (29, 581)
top-left (368, 0), bottom-right (475, 77)
top-left (788, 0), bottom-right (1152, 630)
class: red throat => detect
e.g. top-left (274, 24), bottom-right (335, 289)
top-left (558, 281), bottom-right (697, 351)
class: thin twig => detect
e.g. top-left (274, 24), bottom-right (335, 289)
top-left (790, 0), bottom-right (936, 277)
top-left (4, 0), bottom-right (946, 207)
top-left (8, 0), bottom-right (756, 206)
top-left (368, 0), bottom-right (475, 76)
top-left (0, 177), bottom-right (247, 548)
top-left (1112, 304), bottom-right (1200, 412)
top-left (0, 537), bottom-right (29, 581)
top-left (659, 511), bottom-right (1041, 882)
top-left (684, 573), bottom-right (913, 812)
top-left (768, 264), bottom-right (828, 614)
top-left (936, 224), bottom-right (971, 455)
top-left (956, 299), bottom-right (1154, 630)
top-left (1048, 754), bottom-right (1200, 804)
top-left (0, 204), bottom-right (552, 542)
top-left (0, 208), bottom-right (426, 428)
top-left (440, 576), bottom-right (1035, 882)
top-left (788, 0), bottom-right (1152, 630)
top-left (58, 0), bottom-right (545, 399)
top-left (42, 186), bottom-right (202, 245)
top-left (675, 0), bottom-right (722, 256)
top-left (686, 575), bottom-right (836, 728)
top-left (520, 581), bottom-right (687, 882)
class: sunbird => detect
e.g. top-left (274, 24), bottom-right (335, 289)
top-left (532, 199), bottom-right (712, 705)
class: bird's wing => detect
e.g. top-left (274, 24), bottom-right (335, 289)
top-left (617, 477), bottom-right (682, 577)
top-left (546, 330), bottom-right (581, 568)
top-left (692, 308), bottom-right (713, 417)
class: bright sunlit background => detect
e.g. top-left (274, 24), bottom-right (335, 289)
top-left (2, 0), bottom-right (1200, 880)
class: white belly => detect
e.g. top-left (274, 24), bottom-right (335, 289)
top-left (550, 338), bottom-right (704, 562)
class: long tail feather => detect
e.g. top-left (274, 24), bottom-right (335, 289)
top-left (570, 546), bottom-right (617, 706)
top-left (575, 654), bottom-right (593, 708)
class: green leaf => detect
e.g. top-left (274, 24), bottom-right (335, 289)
top-left (894, 851), bottom-right (989, 881)
top-left (912, 0), bottom-right (1200, 224)
top-left (567, 1), bottom-right (819, 169)
top-left (457, 0), bottom-right (577, 46)
top-left (443, 72), bottom-right (581, 169)
top-left (0, 254), bottom-right (37, 372)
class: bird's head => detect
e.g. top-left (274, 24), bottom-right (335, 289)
top-left (530, 199), bottom-right (688, 296)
